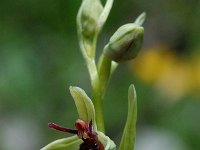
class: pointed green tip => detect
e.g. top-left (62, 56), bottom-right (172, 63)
top-left (129, 84), bottom-right (136, 99)
top-left (129, 84), bottom-right (135, 90)
top-left (69, 86), bottom-right (82, 95)
top-left (69, 86), bottom-right (77, 97)
top-left (69, 86), bottom-right (77, 91)
top-left (134, 12), bottom-right (146, 26)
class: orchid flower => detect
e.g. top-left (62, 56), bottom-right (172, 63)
top-left (41, 86), bottom-right (115, 150)
top-left (41, 85), bottom-right (137, 150)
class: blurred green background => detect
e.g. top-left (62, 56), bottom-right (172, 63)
top-left (0, 0), bottom-right (200, 150)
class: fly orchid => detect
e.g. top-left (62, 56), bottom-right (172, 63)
top-left (41, 0), bottom-right (145, 149)
top-left (41, 86), bottom-right (116, 150)
top-left (41, 85), bottom-right (137, 150)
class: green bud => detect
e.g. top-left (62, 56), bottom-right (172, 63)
top-left (77, 0), bottom-right (103, 38)
top-left (103, 23), bottom-right (144, 63)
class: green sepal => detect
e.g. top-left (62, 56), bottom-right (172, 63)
top-left (118, 84), bottom-right (137, 150)
top-left (134, 12), bottom-right (146, 26)
top-left (69, 86), bottom-right (97, 131)
top-left (40, 135), bottom-right (81, 150)
top-left (97, 0), bottom-right (114, 31)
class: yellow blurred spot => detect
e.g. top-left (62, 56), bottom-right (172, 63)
top-left (129, 45), bottom-right (200, 99)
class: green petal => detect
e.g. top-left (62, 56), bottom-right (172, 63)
top-left (118, 84), bottom-right (137, 150)
top-left (69, 86), bottom-right (97, 130)
top-left (98, 131), bottom-right (116, 150)
top-left (41, 135), bottom-right (81, 150)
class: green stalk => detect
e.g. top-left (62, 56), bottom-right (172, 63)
top-left (93, 54), bottom-right (112, 132)
top-left (82, 34), bottom-right (107, 132)
top-left (91, 35), bottom-right (106, 132)
top-left (92, 53), bottom-right (118, 132)
top-left (92, 80), bottom-right (105, 132)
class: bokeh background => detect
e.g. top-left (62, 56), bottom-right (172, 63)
top-left (1, 0), bottom-right (200, 150)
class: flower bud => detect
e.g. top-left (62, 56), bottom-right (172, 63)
top-left (77, 0), bottom-right (103, 38)
top-left (103, 23), bottom-right (144, 63)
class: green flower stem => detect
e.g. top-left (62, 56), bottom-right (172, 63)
top-left (91, 54), bottom-right (112, 132)
top-left (85, 61), bottom-right (106, 133)
top-left (97, 55), bottom-right (112, 93)
top-left (77, 30), bottom-right (106, 132)
top-left (89, 54), bottom-right (118, 132)
top-left (93, 54), bottom-right (119, 132)
top-left (88, 59), bottom-right (107, 132)
top-left (92, 81), bottom-right (105, 132)
top-left (80, 43), bottom-right (116, 132)
top-left (76, 0), bottom-right (115, 133)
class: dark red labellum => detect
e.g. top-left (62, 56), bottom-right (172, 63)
top-left (48, 119), bottom-right (104, 150)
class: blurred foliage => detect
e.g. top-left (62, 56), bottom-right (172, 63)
top-left (0, 0), bottom-right (200, 150)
